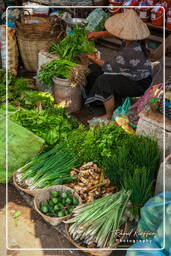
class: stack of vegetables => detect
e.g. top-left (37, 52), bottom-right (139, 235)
top-left (10, 106), bottom-right (78, 147)
top-left (65, 190), bottom-right (131, 248)
top-left (69, 162), bottom-right (116, 203)
top-left (38, 26), bottom-right (95, 87)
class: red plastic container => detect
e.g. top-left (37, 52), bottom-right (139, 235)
top-left (166, 9), bottom-right (171, 28)
top-left (108, 0), bottom-right (122, 15)
top-left (151, 5), bottom-right (164, 26)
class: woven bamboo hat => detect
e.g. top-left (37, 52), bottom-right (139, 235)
top-left (105, 9), bottom-right (150, 40)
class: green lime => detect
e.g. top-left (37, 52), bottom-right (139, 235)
top-left (72, 197), bottom-right (79, 205)
top-left (62, 198), bottom-right (66, 205)
top-left (57, 202), bottom-right (63, 209)
top-left (58, 210), bottom-right (65, 217)
top-left (49, 199), bottom-right (54, 206)
top-left (40, 206), bottom-right (48, 214)
top-left (52, 197), bottom-right (59, 204)
top-left (65, 197), bottom-right (73, 204)
top-left (51, 191), bottom-right (60, 197)
top-left (62, 191), bottom-right (68, 198)
top-left (54, 205), bottom-right (60, 211)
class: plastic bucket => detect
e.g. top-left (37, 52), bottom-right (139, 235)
top-left (53, 77), bottom-right (82, 113)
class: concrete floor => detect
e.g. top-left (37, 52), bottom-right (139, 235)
top-left (0, 184), bottom-right (126, 256)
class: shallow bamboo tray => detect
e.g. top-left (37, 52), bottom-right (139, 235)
top-left (34, 185), bottom-right (82, 226)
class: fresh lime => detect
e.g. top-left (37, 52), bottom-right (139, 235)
top-left (65, 197), bottom-right (73, 204)
top-left (58, 210), bottom-right (65, 217)
top-left (40, 206), bottom-right (48, 214)
top-left (72, 197), bottom-right (79, 205)
top-left (51, 191), bottom-right (60, 197)
top-left (49, 199), bottom-right (54, 206)
top-left (52, 197), bottom-right (59, 204)
top-left (54, 205), bottom-right (60, 211)
top-left (62, 192), bottom-right (68, 198)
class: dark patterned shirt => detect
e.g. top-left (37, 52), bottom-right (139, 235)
top-left (102, 41), bottom-right (152, 81)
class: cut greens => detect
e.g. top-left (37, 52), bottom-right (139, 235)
top-left (38, 58), bottom-right (76, 86)
top-left (65, 190), bottom-right (131, 248)
top-left (17, 144), bottom-right (77, 189)
top-left (49, 26), bottom-right (95, 62)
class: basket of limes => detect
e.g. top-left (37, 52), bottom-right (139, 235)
top-left (34, 185), bottom-right (82, 226)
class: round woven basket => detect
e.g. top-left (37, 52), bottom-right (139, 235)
top-left (13, 170), bottom-right (42, 197)
top-left (34, 185), bottom-right (82, 226)
top-left (65, 223), bottom-right (128, 256)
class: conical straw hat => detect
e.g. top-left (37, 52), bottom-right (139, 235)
top-left (105, 9), bottom-right (150, 40)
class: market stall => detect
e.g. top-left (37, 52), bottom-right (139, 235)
top-left (0, 2), bottom-right (171, 254)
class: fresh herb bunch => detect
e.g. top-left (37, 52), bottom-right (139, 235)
top-left (49, 25), bottom-right (95, 61)
top-left (103, 135), bottom-right (160, 217)
top-left (103, 135), bottom-right (160, 188)
top-left (122, 167), bottom-right (153, 218)
top-left (20, 144), bottom-right (77, 189)
top-left (65, 190), bottom-right (131, 248)
top-left (38, 58), bottom-right (77, 86)
top-left (10, 106), bottom-right (79, 147)
top-left (64, 124), bottom-right (130, 166)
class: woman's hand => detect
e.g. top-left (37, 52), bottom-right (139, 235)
top-left (88, 31), bottom-right (115, 40)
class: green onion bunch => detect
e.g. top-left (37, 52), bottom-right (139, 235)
top-left (20, 144), bottom-right (77, 189)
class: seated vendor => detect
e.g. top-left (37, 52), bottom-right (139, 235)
top-left (84, 9), bottom-right (152, 120)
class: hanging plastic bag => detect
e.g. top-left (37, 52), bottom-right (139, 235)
top-left (86, 8), bottom-right (109, 32)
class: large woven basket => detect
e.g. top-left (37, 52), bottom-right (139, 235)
top-left (17, 35), bottom-right (57, 72)
top-left (16, 15), bottom-right (66, 39)
top-left (13, 169), bottom-right (42, 197)
top-left (34, 185), bottom-right (82, 226)
top-left (65, 222), bottom-right (128, 256)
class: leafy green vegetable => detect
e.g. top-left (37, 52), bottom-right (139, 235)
top-left (38, 58), bottom-right (77, 86)
top-left (10, 106), bottom-right (79, 147)
top-left (49, 25), bottom-right (95, 62)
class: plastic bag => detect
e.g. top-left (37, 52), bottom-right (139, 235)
top-left (86, 8), bottom-right (109, 32)
top-left (112, 97), bottom-right (131, 121)
top-left (126, 192), bottom-right (171, 256)
top-left (0, 113), bottom-right (44, 183)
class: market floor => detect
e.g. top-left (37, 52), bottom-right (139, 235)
top-left (0, 184), bottom-right (126, 256)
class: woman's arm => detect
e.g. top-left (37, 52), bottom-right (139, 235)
top-left (88, 31), bottom-right (114, 40)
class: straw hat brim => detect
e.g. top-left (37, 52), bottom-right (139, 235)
top-left (105, 9), bottom-right (150, 41)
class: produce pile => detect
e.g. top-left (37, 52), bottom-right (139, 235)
top-left (49, 26), bottom-right (95, 62)
top-left (9, 106), bottom-right (78, 147)
top-left (69, 162), bottom-right (116, 203)
top-left (65, 190), bottom-right (131, 248)
top-left (16, 144), bottom-right (77, 190)
top-left (39, 190), bottom-right (79, 218)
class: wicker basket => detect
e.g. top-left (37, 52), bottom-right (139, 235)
top-left (34, 185), bottom-right (82, 226)
top-left (13, 169), bottom-right (42, 197)
top-left (17, 35), bottom-right (57, 72)
top-left (65, 223), bottom-right (128, 256)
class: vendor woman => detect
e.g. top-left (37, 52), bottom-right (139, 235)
top-left (85, 9), bottom-right (152, 120)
